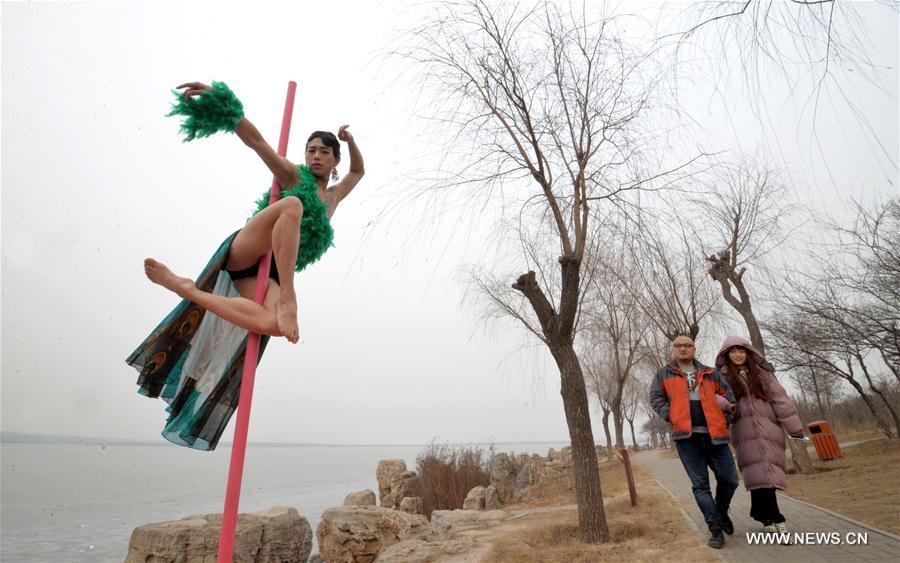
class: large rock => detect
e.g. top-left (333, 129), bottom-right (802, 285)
top-left (376, 459), bottom-right (407, 506)
top-left (389, 471), bottom-right (423, 509)
top-left (547, 448), bottom-right (560, 461)
top-left (560, 446), bottom-right (573, 464)
top-left (316, 506), bottom-right (434, 563)
top-left (490, 453), bottom-right (518, 504)
top-left (398, 496), bottom-right (423, 515)
top-left (462, 486), bottom-right (486, 511)
top-left (484, 484), bottom-right (500, 510)
top-left (125, 506), bottom-right (311, 563)
top-left (516, 462), bottom-right (534, 492)
top-left (343, 490), bottom-right (377, 507)
top-left (379, 510), bottom-right (511, 562)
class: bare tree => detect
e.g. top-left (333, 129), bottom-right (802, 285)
top-left (667, 1), bottom-right (898, 180)
top-left (700, 159), bottom-right (816, 472)
top-left (400, 1), bottom-right (700, 542)
top-left (583, 239), bottom-right (652, 452)
top-left (622, 376), bottom-right (643, 450)
top-left (702, 160), bottom-right (794, 354)
top-left (616, 213), bottom-right (721, 342)
top-left (770, 200), bottom-right (900, 438)
top-left (583, 345), bottom-right (616, 462)
top-left (767, 309), bottom-right (898, 438)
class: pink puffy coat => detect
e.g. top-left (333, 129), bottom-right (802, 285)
top-left (716, 336), bottom-right (805, 491)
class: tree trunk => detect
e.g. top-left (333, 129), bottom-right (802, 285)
top-left (612, 407), bottom-right (625, 451)
top-left (513, 268), bottom-right (608, 542)
top-left (551, 343), bottom-right (610, 543)
top-left (601, 409), bottom-right (614, 462)
top-left (627, 418), bottom-right (639, 450)
top-left (844, 376), bottom-right (895, 438)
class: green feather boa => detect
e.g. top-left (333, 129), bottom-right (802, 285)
top-left (167, 81), bottom-right (244, 141)
top-left (252, 165), bottom-right (335, 272)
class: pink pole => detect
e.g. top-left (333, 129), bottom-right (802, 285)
top-left (218, 81), bottom-right (297, 563)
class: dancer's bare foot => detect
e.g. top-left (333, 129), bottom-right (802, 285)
top-left (276, 298), bottom-right (299, 343)
top-left (144, 258), bottom-right (196, 298)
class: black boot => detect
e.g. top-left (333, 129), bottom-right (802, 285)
top-left (708, 527), bottom-right (726, 549)
top-left (718, 508), bottom-right (734, 535)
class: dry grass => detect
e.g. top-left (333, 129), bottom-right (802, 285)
top-left (416, 442), bottom-right (492, 519)
top-left (483, 459), bottom-right (717, 562)
top-left (832, 425), bottom-right (887, 444)
top-left (786, 438), bottom-right (900, 535)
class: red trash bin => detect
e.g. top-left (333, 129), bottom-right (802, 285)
top-left (807, 421), bottom-right (842, 460)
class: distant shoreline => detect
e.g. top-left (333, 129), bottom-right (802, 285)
top-left (0, 431), bottom-right (570, 449)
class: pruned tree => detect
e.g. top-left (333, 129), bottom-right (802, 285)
top-left (699, 159), bottom-right (816, 472)
top-left (701, 160), bottom-right (794, 354)
top-left (402, 0), bottom-right (702, 542)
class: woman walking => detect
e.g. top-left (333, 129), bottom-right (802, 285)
top-left (716, 336), bottom-right (805, 539)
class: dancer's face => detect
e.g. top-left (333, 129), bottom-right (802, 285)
top-left (728, 347), bottom-right (748, 366)
top-left (306, 138), bottom-right (338, 180)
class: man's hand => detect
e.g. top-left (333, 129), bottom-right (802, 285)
top-left (176, 81), bottom-right (212, 98)
top-left (337, 124), bottom-right (354, 143)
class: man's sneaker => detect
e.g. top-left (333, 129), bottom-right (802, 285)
top-left (774, 522), bottom-right (793, 544)
top-left (718, 510), bottom-right (734, 535)
top-left (708, 529), bottom-right (726, 549)
top-left (762, 522), bottom-right (777, 533)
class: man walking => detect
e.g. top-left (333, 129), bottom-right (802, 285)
top-left (649, 334), bottom-right (739, 549)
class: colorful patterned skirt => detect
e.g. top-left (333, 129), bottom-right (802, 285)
top-left (126, 232), bottom-right (270, 451)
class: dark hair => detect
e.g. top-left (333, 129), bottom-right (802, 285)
top-left (723, 348), bottom-right (768, 401)
top-left (307, 131), bottom-right (341, 159)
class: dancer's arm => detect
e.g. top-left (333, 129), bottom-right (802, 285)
top-left (331, 125), bottom-right (365, 206)
top-left (176, 82), bottom-right (298, 189)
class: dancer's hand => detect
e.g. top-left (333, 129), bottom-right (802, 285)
top-left (337, 124), bottom-right (354, 143)
top-left (176, 82), bottom-right (212, 98)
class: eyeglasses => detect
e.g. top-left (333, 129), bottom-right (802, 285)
top-left (672, 344), bottom-right (694, 349)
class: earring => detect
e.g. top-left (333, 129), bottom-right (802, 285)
top-left (331, 168), bottom-right (340, 181)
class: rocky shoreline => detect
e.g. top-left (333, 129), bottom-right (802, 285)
top-left (126, 446), bottom-right (590, 562)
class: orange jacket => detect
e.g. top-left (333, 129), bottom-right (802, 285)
top-left (649, 361), bottom-right (735, 444)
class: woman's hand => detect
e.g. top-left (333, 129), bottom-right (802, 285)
top-left (337, 124), bottom-right (354, 143)
top-left (176, 82), bottom-right (213, 98)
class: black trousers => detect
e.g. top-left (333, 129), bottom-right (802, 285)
top-left (749, 488), bottom-right (785, 524)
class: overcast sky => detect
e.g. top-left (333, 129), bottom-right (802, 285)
top-left (2, 1), bottom-right (897, 446)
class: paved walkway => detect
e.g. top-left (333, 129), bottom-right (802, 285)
top-left (635, 449), bottom-right (899, 562)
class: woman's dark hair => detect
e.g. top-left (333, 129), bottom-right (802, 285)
top-left (724, 347), bottom-right (768, 401)
top-left (307, 131), bottom-right (341, 159)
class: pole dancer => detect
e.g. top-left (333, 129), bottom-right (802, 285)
top-left (126, 81), bottom-right (365, 451)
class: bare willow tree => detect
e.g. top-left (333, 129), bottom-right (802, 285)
top-left (702, 160), bottom-right (794, 354)
top-left (583, 345), bottom-right (616, 462)
top-left (667, 1), bottom-right (898, 179)
top-left (584, 235), bottom-right (652, 452)
top-left (699, 159), bottom-right (816, 473)
top-left (402, 0), bottom-right (699, 542)
top-left (617, 212), bottom-right (720, 341)
top-left (768, 199), bottom-right (900, 437)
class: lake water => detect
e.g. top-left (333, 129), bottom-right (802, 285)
top-left (1, 441), bottom-right (567, 561)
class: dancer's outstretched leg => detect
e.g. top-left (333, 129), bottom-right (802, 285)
top-left (226, 196), bottom-right (302, 342)
top-left (144, 258), bottom-right (282, 337)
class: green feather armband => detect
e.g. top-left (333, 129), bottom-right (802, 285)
top-left (167, 81), bottom-right (244, 141)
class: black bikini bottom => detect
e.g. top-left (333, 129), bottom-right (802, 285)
top-left (226, 259), bottom-right (280, 284)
